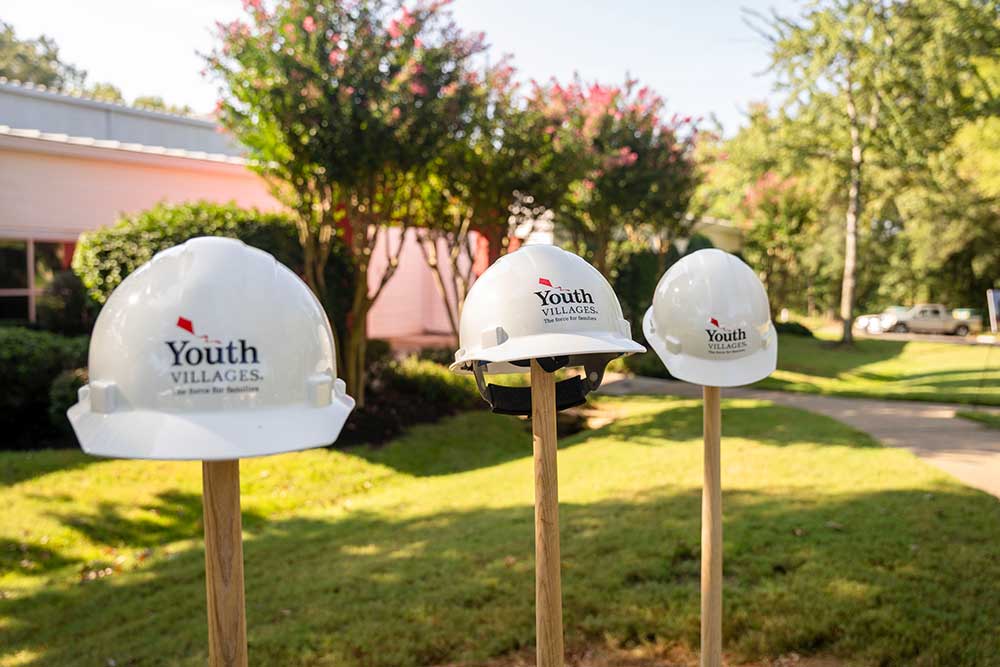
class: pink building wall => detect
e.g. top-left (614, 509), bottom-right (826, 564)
top-left (366, 228), bottom-right (473, 340)
top-left (0, 133), bottom-right (454, 340)
top-left (0, 138), bottom-right (278, 240)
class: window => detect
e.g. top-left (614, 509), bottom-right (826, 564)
top-left (0, 239), bottom-right (76, 323)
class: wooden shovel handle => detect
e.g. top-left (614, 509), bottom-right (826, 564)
top-left (701, 386), bottom-right (722, 667)
top-left (531, 359), bottom-right (564, 667)
top-left (202, 459), bottom-right (248, 667)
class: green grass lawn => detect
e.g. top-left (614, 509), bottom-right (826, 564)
top-left (956, 410), bottom-right (1000, 429)
top-left (756, 335), bottom-right (1000, 405)
top-left (3, 397), bottom-right (1000, 666)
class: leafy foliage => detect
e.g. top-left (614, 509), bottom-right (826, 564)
top-left (0, 20), bottom-right (85, 89)
top-left (741, 0), bottom-right (1000, 336)
top-left (207, 0), bottom-right (484, 404)
top-left (529, 76), bottom-right (701, 275)
top-left (0, 327), bottom-right (87, 447)
top-left (72, 201), bottom-right (353, 338)
top-left (48, 368), bottom-right (88, 435)
top-left (36, 270), bottom-right (100, 336)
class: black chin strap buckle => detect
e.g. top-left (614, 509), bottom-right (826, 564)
top-left (471, 356), bottom-right (613, 416)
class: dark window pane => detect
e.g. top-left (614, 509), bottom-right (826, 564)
top-left (34, 242), bottom-right (71, 290)
top-left (0, 241), bottom-right (28, 289)
top-left (0, 295), bottom-right (29, 322)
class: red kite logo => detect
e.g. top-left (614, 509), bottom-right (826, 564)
top-left (538, 277), bottom-right (569, 292)
top-left (709, 317), bottom-right (720, 328)
top-left (176, 316), bottom-right (221, 344)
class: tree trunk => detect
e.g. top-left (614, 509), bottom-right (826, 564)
top-left (593, 233), bottom-right (610, 278)
top-left (480, 225), bottom-right (505, 266)
top-left (345, 317), bottom-right (368, 408)
top-left (840, 91), bottom-right (864, 345)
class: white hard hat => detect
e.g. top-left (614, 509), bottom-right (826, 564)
top-left (68, 237), bottom-right (355, 460)
top-left (451, 244), bottom-right (644, 414)
top-left (643, 248), bottom-right (776, 387)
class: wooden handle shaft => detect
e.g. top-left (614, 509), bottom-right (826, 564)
top-left (531, 359), bottom-right (564, 667)
top-left (701, 386), bottom-right (722, 667)
top-left (202, 459), bottom-right (249, 667)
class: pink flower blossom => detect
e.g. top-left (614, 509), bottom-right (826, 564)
top-left (388, 19), bottom-right (403, 39)
top-left (409, 81), bottom-right (428, 96)
top-left (303, 16), bottom-right (316, 33)
top-left (391, 107), bottom-right (402, 120)
top-left (241, 0), bottom-right (261, 10)
top-left (400, 7), bottom-right (417, 28)
top-left (414, 37), bottom-right (423, 49)
top-left (344, 86), bottom-right (355, 95)
top-left (328, 50), bottom-right (343, 66)
top-left (441, 81), bottom-right (459, 97)
top-left (583, 179), bottom-right (595, 190)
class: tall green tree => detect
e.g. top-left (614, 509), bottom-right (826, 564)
top-left (208, 0), bottom-right (483, 405)
top-left (756, 0), bottom-right (1000, 342)
top-left (0, 20), bottom-right (85, 89)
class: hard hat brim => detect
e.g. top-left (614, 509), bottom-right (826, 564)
top-left (67, 395), bottom-right (356, 460)
top-left (450, 331), bottom-right (645, 375)
top-left (642, 308), bottom-right (777, 388)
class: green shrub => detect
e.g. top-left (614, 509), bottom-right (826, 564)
top-left (612, 234), bottom-right (715, 340)
top-left (380, 357), bottom-right (479, 410)
top-left (49, 368), bottom-right (88, 434)
top-left (339, 356), bottom-right (480, 446)
top-left (364, 338), bottom-right (394, 370)
top-left (775, 320), bottom-right (814, 337)
top-left (415, 346), bottom-right (455, 366)
top-left (72, 201), bottom-right (354, 341)
top-left (36, 270), bottom-right (100, 336)
top-left (0, 328), bottom-right (88, 446)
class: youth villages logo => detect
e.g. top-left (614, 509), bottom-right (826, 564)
top-left (165, 317), bottom-right (262, 396)
top-left (705, 317), bottom-right (749, 356)
top-left (534, 277), bottom-right (599, 324)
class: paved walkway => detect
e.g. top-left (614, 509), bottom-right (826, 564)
top-left (598, 375), bottom-right (1000, 499)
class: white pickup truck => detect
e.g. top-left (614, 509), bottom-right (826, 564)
top-left (880, 304), bottom-right (982, 336)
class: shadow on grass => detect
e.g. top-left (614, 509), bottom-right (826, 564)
top-left (0, 449), bottom-right (97, 487)
top-left (350, 400), bottom-right (879, 480)
top-left (4, 484), bottom-right (998, 667)
top-left (0, 538), bottom-right (81, 577)
top-left (599, 402), bottom-right (880, 450)
top-left (46, 490), bottom-right (268, 549)
top-left (776, 337), bottom-right (909, 378)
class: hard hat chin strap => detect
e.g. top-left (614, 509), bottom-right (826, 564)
top-left (471, 355), bottom-right (614, 417)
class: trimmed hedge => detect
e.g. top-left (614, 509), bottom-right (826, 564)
top-left (339, 357), bottom-right (481, 446)
top-left (49, 368), bottom-right (88, 435)
top-left (381, 358), bottom-right (479, 410)
top-left (72, 201), bottom-right (354, 339)
top-left (0, 327), bottom-right (88, 447)
top-left (36, 270), bottom-right (100, 336)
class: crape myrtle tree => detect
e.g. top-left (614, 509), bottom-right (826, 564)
top-left (754, 0), bottom-right (1000, 343)
top-left (413, 58), bottom-right (568, 339)
top-left (207, 0), bottom-right (483, 405)
top-left (530, 76), bottom-right (700, 278)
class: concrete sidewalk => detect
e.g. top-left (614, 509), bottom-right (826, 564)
top-left (598, 375), bottom-right (1000, 499)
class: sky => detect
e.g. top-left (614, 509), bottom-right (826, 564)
top-left (2, 0), bottom-right (803, 133)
